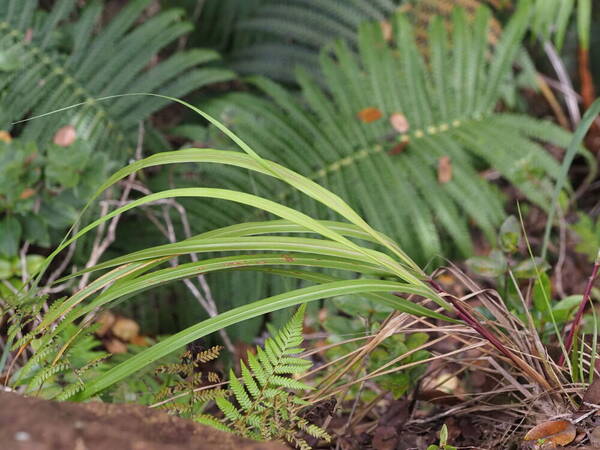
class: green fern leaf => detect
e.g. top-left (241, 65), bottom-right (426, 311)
top-left (241, 362), bottom-right (260, 399)
top-left (195, 414), bottom-right (233, 432)
top-left (216, 396), bottom-right (242, 422)
top-left (229, 368), bottom-right (253, 412)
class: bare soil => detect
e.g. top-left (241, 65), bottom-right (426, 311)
top-left (0, 390), bottom-right (286, 450)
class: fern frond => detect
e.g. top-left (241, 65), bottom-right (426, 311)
top-left (55, 380), bottom-right (85, 401)
top-left (0, 0), bottom-right (234, 162)
top-left (192, 345), bottom-right (224, 363)
top-left (28, 363), bottom-right (70, 389)
top-left (204, 305), bottom-right (326, 448)
top-left (198, 2), bottom-right (577, 272)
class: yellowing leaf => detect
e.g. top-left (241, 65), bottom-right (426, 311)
top-left (437, 156), bottom-right (452, 184)
top-left (53, 125), bottom-right (77, 147)
top-left (524, 420), bottom-right (575, 446)
top-left (357, 107), bottom-right (383, 123)
top-left (390, 113), bottom-right (410, 133)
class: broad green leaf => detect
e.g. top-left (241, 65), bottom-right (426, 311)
top-left (498, 215), bottom-right (521, 253)
top-left (552, 295), bottom-right (583, 323)
top-left (0, 216), bottom-right (21, 257)
top-left (0, 259), bottom-right (12, 280)
top-left (466, 250), bottom-right (507, 278)
top-left (513, 257), bottom-right (550, 279)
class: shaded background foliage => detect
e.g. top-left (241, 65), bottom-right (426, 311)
top-left (0, 0), bottom-right (598, 343)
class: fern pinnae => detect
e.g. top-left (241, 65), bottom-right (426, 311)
top-left (230, 369), bottom-right (253, 412)
top-left (217, 396), bottom-right (243, 422)
top-left (247, 352), bottom-right (267, 386)
top-left (207, 305), bottom-right (328, 448)
top-left (241, 362), bottom-right (261, 399)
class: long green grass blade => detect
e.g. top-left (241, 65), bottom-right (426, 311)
top-left (77, 278), bottom-right (432, 399)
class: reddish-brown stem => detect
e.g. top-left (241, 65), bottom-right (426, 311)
top-left (559, 258), bottom-right (600, 367)
top-left (579, 46), bottom-right (596, 110)
top-left (426, 279), bottom-right (552, 391)
top-left (427, 280), bottom-right (518, 364)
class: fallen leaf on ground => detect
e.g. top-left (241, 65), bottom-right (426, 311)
top-left (95, 311), bottom-right (116, 337)
top-left (523, 420), bottom-right (575, 447)
top-left (104, 338), bottom-right (128, 354)
top-left (583, 377), bottom-right (600, 406)
top-left (111, 317), bottom-right (140, 342)
top-left (590, 426), bottom-right (600, 447)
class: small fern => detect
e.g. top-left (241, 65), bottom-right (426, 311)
top-left (152, 342), bottom-right (226, 418)
top-left (200, 305), bottom-right (330, 449)
top-left (11, 322), bottom-right (109, 400)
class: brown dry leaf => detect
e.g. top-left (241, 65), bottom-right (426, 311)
top-left (583, 377), bottom-right (600, 406)
top-left (390, 113), bottom-right (410, 133)
top-left (24, 28), bottom-right (33, 44)
top-left (372, 425), bottom-right (397, 450)
top-left (379, 20), bottom-right (393, 42)
top-left (53, 125), bottom-right (77, 147)
top-left (388, 141), bottom-right (408, 156)
top-left (111, 317), bottom-right (140, 342)
top-left (130, 335), bottom-right (149, 347)
top-left (104, 338), bottom-right (128, 354)
top-left (437, 156), bottom-right (452, 183)
top-left (95, 311), bottom-right (116, 337)
top-left (18, 188), bottom-right (36, 200)
top-left (523, 420), bottom-right (576, 447)
top-left (0, 131), bottom-right (12, 143)
top-left (590, 426), bottom-right (600, 447)
top-left (357, 107), bottom-right (383, 123)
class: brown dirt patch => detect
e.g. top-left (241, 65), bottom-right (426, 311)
top-left (0, 390), bottom-right (286, 450)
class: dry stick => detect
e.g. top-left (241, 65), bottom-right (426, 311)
top-left (559, 253), bottom-right (600, 367)
top-left (536, 74), bottom-right (570, 129)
